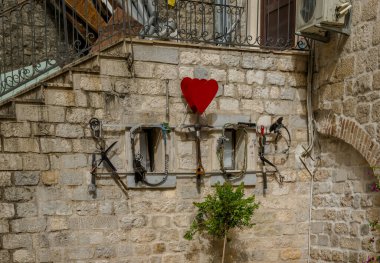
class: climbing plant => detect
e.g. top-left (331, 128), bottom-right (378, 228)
top-left (184, 182), bottom-right (259, 263)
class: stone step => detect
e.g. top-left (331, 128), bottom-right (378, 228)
top-left (0, 101), bottom-right (16, 120)
top-left (0, 114), bottom-right (16, 120)
top-left (11, 98), bottom-right (45, 105)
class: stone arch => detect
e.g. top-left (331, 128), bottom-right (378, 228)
top-left (315, 111), bottom-right (380, 168)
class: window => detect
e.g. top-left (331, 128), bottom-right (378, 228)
top-left (261, 0), bottom-right (295, 46)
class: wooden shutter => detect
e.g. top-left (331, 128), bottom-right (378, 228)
top-left (261, 0), bottom-right (295, 47)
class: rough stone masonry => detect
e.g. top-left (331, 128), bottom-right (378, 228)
top-left (0, 40), bottom-right (315, 263)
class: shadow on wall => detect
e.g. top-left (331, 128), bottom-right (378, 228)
top-left (310, 135), bottom-right (380, 262)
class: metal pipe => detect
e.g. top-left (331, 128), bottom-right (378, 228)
top-left (94, 170), bottom-right (277, 177)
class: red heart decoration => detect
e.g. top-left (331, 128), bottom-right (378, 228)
top-left (181, 77), bottom-right (218, 114)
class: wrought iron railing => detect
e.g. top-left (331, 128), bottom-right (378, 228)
top-left (0, 0), bottom-right (309, 98)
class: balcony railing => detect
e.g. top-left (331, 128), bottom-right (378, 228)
top-left (0, 0), bottom-right (309, 99)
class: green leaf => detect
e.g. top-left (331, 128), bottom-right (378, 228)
top-left (184, 182), bottom-right (260, 240)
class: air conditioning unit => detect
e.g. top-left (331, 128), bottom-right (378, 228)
top-left (296, 0), bottom-right (351, 41)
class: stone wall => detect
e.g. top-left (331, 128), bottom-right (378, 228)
top-left (310, 137), bottom-right (380, 263)
top-left (314, 0), bottom-right (380, 167)
top-left (0, 41), bottom-right (310, 262)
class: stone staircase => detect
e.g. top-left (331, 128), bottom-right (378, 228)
top-left (0, 39), bottom-right (131, 121)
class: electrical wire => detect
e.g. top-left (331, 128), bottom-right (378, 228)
top-left (130, 123), bottom-right (171, 187)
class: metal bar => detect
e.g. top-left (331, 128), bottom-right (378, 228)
top-left (93, 170), bottom-right (277, 177)
top-left (0, 0), bottom-right (309, 99)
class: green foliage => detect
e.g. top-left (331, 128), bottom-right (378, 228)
top-left (184, 182), bottom-right (259, 240)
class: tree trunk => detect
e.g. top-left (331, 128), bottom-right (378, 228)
top-left (221, 233), bottom-right (227, 263)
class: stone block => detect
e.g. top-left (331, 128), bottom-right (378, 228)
top-left (47, 217), bottom-right (69, 231)
top-left (180, 51), bottom-right (200, 65)
top-left (340, 237), bottom-right (361, 250)
top-left (76, 74), bottom-right (112, 92)
top-left (152, 243), bottom-right (166, 254)
top-left (221, 54), bottom-right (241, 66)
top-left (0, 251), bottom-right (10, 262)
top-left (247, 70), bottom-right (265, 85)
top-left (0, 153), bottom-right (23, 170)
top-left (361, 0), bottom-right (378, 21)
top-left (37, 248), bottom-right (63, 262)
top-left (179, 66), bottom-right (194, 79)
top-left (67, 247), bottom-right (95, 260)
top-left (135, 45), bottom-right (179, 64)
top-left (44, 89), bottom-right (75, 106)
top-left (4, 188), bottom-right (32, 202)
top-left (335, 223), bottom-right (349, 234)
top-left (242, 55), bottom-right (275, 70)
top-left (119, 214), bottom-right (146, 229)
top-left (135, 79), bottom-right (165, 95)
top-left (127, 175), bottom-right (176, 189)
top-left (13, 249), bottom-right (35, 263)
top-left (241, 99), bottom-right (264, 113)
top-left (14, 171), bottom-right (40, 186)
top-left (0, 122), bottom-right (31, 137)
top-left (94, 246), bottom-right (116, 259)
top-left (72, 139), bottom-right (95, 153)
top-left (219, 98), bottom-right (239, 111)
top-left (280, 87), bottom-right (296, 100)
top-left (3, 138), bottom-right (39, 153)
top-left (11, 217), bottom-right (47, 233)
top-left (277, 58), bottom-right (296, 71)
top-left (60, 169), bottom-right (83, 186)
top-left (288, 73), bottom-right (307, 87)
top-left (16, 203), bottom-right (37, 217)
top-left (100, 58), bottom-right (130, 77)
top-left (333, 171), bottom-right (347, 183)
top-left (201, 52), bottom-right (220, 66)
top-left (265, 101), bottom-right (294, 115)
top-left (266, 72), bottom-right (286, 86)
top-left (209, 68), bottom-right (227, 82)
top-left (154, 64), bottom-right (178, 80)
top-left (207, 113), bottom-right (250, 127)
top-left (280, 248), bottom-right (301, 260)
top-left (343, 98), bottom-right (357, 117)
top-left (0, 220), bottom-right (9, 233)
top-left (39, 201), bottom-right (72, 216)
top-left (134, 61), bottom-right (155, 78)
top-left (228, 69), bottom-right (245, 83)
top-left (252, 86), bottom-right (270, 99)
top-left (356, 104), bottom-right (370, 124)
top-left (194, 66), bottom-right (209, 79)
top-left (69, 216), bottom-right (117, 230)
top-left (16, 105), bottom-right (65, 123)
top-left (66, 108), bottom-right (94, 123)
top-left (210, 173), bottom-right (256, 186)
top-left (0, 172), bottom-right (12, 186)
top-left (41, 170), bottom-right (59, 185)
top-left (372, 101), bottom-right (380, 122)
top-left (23, 154), bottom-right (49, 171)
top-left (130, 229), bottom-right (156, 243)
top-left (311, 222), bottom-right (324, 234)
top-left (2, 233), bottom-right (32, 249)
top-left (0, 203), bottom-right (15, 218)
top-left (152, 216), bottom-right (171, 228)
top-left (56, 123), bottom-right (84, 138)
top-left (237, 84), bottom-right (252, 98)
top-left (60, 154), bottom-right (88, 169)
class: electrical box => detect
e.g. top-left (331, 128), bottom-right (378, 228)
top-left (296, 0), bottom-right (352, 42)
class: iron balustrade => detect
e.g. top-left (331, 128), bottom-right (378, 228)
top-left (0, 0), bottom-right (309, 98)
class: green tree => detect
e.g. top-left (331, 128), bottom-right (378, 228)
top-left (184, 182), bottom-right (259, 263)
